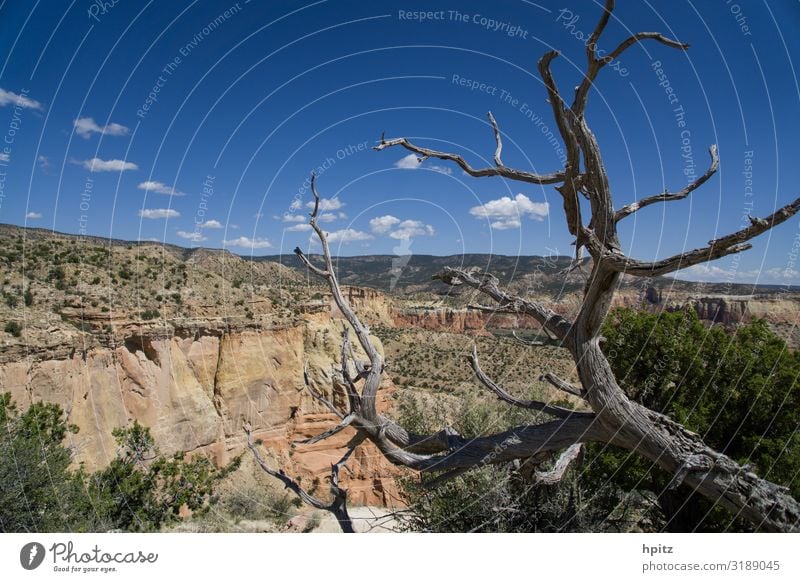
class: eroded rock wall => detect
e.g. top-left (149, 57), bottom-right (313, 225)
top-left (0, 316), bottom-right (402, 506)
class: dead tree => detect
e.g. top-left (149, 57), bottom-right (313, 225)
top-left (254, 0), bottom-right (800, 532)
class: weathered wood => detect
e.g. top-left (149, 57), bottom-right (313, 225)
top-left (280, 0), bottom-right (800, 532)
top-left (245, 424), bottom-right (357, 533)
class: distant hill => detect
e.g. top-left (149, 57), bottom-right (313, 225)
top-left (0, 223), bottom-right (795, 301)
top-left (254, 252), bottom-right (797, 298)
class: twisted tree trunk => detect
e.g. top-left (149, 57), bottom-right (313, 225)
top-left (248, 0), bottom-right (800, 532)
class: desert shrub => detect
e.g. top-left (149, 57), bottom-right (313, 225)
top-left (4, 321), bottom-right (21, 337)
top-left (588, 309), bottom-right (800, 531)
top-left (140, 309), bottom-right (160, 321)
top-left (398, 311), bottom-right (800, 532)
top-left (0, 394), bottom-right (237, 533)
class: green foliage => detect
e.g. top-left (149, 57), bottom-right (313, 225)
top-left (399, 310), bottom-right (799, 532)
top-left (398, 391), bottom-right (616, 532)
top-left (24, 288), bottom-right (33, 306)
top-left (4, 321), bottom-right (21, 337)
top-left (0, 394), bottom-right (84, 532)
top-left (140, 309), bottom-right (160, 321)
top-left (592, 308), bottom-right (800, 531)
top-left (4, 291), bottom-right (18, 308)
top-left (48, 266), bottom-right (67, 290)
top-left (0, 395), bottom-right (236, 533)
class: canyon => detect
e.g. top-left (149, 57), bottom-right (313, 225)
top-left (1, 224), bottom-right (798, 513)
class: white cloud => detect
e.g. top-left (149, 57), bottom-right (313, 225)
top-left (394, 153), bottom-right (452, 175)
top-left (80, 157), bottom-right (138, 172)
top-left (318, 212), bottom-right (338, 222)
top-left (74, 117), bottom-right (130, 139)
top-left (0, 88), bottom-right (43, 110)
top-left (370, 215), bottom-right (434, 239)
top-left (277, 213), bottom-right (305, 223)
top-left (286, 223), bottom-right (312, 232)
top-left (137, 180), bottom-right (185, 196)
top-left (490, 218), bottom-right (521, 230)
top-left (469, 193), bottom-right (549, 230)
top-left (25, 212), bottom-right (42, 219)
top-left (197, 219), bottom-right (223, 229)
top-left (326, 229), bottom-right (373, 243)
top-left (389, 219), bottom-right (435, 240)
top-left (223, 236), bottom-right (272, 249)
top-left (676, 264), bottom-right (800, 285)
top-left (395, 154), bottom-right (421, 169)
top-left (176, 230), bottom-right (207, 242)
top-left (765, 267), bottom-right (800, 282)
top-left (290, 200), bottom-right (302, 210)
top-left (139, 208), bottom-right (180, 219)
top-left (370, 215), bottom-right (401, 234)
top-left (37, 155), bottom-right (51, 171)
top-left (306, 197), bottom-right (343, 211)
top-left (0, 153), bottom-right (8, 162)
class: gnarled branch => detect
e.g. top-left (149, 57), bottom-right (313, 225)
top-left (245, 423), bottom-right (356, 533)
top-left (540, 372), bottom-right (585, 399)
top-left (434, 267), bottom-right (573, 340)
top-left (534, 443), bottom-right (583, 485)
top-left (468, 345), bottom-right (592, 420)
top-left (294, 413), bottom-right (355, 446)
top-left (591, 196), bottom-right (800, 277)
top-left (607, 31), bottom-right (689, 62)
top-left (374, 132), bottom-right (565, 185)
top-left (303, 362), bottom-right (344, 418)
top-left (615, 145), bottom-right (719, 221)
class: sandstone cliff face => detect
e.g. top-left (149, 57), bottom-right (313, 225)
top-left (392, 308), bottom-right (542, 334)
top-left (0, 315), bottom-right (402, 506)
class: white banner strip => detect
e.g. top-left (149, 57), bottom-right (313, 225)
top-left (2, 533), bottom-right (799, 581)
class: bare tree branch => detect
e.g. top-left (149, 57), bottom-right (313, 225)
top-left (586, 0), bottom-right (615, 62)
top-left (537, 50), bottom-right (584, 239)
top-left (434, 267), bottom-right (573, 340)
top-left (539, 372), bottom-right (585, 399)
top-left (339, 327), bottom-right (362, 413)
top-left (511, 330), bottom-right (545, 347)
top-left (487, 111), bottom-right (503, 166)
top-left (534, 443), bottom-right (583, 485)
top-left (294, 247), bottom-right (329, 278)
top-left (615, 145), bottom-right (719, 221)
top-left (303, 362), bottom-right (344, 418)
top-left (245, 423), bottom-right (356, 532)
top-left (370, 416), bottom-right (606, 474)
top-left (468, 345), bottom-right (592, 420)
top-left (294, 174), bottom-right (384, 423)
top-left (374, 132), bottom-right (565, 185)
top-left (607, 31), bottom-right (689, 63)
top-left (591, 197), bottom-right (800, 276)
top-left (294, 413), bottom-right (356, 445)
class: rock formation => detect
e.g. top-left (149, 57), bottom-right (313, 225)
top-left (0, 313), bottom-right (402, 506)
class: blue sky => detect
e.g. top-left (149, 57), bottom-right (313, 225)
top-left (0, 0), bottom-right (799, 284)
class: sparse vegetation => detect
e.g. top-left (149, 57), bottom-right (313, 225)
top-left (0, 394), bottom-right (239, 532)
top-left (4, 321), bottom-right (21, 337)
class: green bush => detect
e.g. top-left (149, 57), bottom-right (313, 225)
top-left (398, 310), bottom-right (800, 532)
top-left (4, 321), bottom-right (21, 337)
top-left (588, 308), bottom-right (800, 531)
top-left (140, 309), bottom-right (160, 321)
top-left (0, 394), bottom-right (238, 532)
